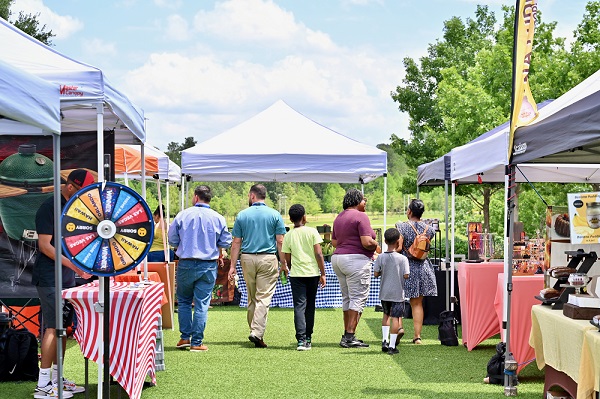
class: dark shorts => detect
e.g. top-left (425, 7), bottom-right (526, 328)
top-left (381, 300), bottom-right (406, 318)
top-left (37, 286), bottom-right (74, 330)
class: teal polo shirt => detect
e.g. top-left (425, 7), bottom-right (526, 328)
top-left (232, 202), bottom-right (286, 254)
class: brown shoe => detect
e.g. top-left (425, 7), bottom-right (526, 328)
top-left (176, 339), bottom-right (191, 349)
top-left (248, 334), bottom-right (268, 348)
top-left (190, 344), bottom-right (208, 352)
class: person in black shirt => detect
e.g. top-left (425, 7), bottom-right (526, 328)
top-left (33, 169), bottom-right (94, 398)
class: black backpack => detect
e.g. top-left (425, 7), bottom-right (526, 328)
top-left (438, 310), bottom-right (459, 346)
top-left (0, 328), bottom-right (39, 381)
top-left (485, 342), bottom-right (506, 384)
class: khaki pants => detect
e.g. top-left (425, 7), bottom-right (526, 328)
top-left (241, 254), bottom-right (278, 338)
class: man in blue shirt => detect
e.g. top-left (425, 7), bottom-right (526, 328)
top-left (169, 185), bottom-right (232, 352)
top-left (228, 184), bottom-right (287, 348)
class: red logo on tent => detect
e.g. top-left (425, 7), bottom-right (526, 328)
top-left (60, 85), bottom-right (84, 97)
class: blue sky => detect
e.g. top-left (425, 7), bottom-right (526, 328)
top-left (10, 0), bottom-right (592, 152)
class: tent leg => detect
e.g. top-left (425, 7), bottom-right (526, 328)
top-left (503, 164), bottom-right (517, 395)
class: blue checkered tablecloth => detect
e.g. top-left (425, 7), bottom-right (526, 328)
top-left (236, 261), bottom-right (381, 308)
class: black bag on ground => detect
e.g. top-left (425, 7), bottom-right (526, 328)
top-left (485, 342), bottom-right (506, 384)
top-left (438, 310), bottom-right (458, 346)
top-left (0, 328), bottom-right (39, 381)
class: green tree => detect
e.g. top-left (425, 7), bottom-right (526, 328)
top-left (290, 184), bottom-right (321, 215)
top-left (1, 0), bottom-right (55, 45)
top-left (321, 184), bottom-right (345, 213)
top-left (165, 136), bottom-right (197, 167)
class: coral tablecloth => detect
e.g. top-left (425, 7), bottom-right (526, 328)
top-left (62, 281), bottom-right (164, 399)
top-left (457, 261), bottom-right (504, 350)
top-left (493, 274), bottom-right (543, 373)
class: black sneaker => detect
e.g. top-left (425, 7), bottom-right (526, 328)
top-left (387, 346), bottom-right (399, 355)
top-left (339, 335), bottom-right (350, 348)
top-left (306, 337), bottom-right (312, 349)
top-left (381, 340), bottom-right (389, 352)
top-left (346, 337), bottom-right (369, 348)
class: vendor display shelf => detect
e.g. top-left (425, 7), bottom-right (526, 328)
top-left (537, 250), bottom-right (597, 310)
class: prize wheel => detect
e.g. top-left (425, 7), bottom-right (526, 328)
top-left (61, 182), bottom-right (154, 277)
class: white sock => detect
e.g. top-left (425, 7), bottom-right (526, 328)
top-left (381, 326), bottom-right (390, 342)
top-left (52, 364), bottom-right (59, 384)
top-left (389, 333), bottom-right (398, 348)
top-left (38, 368), bottom-right (51, 388)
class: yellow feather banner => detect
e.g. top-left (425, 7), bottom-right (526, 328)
top-left (509, 0), bottom-right (538, 158)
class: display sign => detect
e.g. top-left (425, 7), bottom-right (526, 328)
top-left (567, 191), bottom-right (600, 244)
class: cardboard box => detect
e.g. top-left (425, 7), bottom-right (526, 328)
top-left (562, 302), bottom-right (600, 319)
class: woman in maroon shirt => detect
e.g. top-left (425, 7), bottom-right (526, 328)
top-left (331, 188), bottom-right (380, 348)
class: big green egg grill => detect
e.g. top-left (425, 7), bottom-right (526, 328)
top-left (0, 144), bottom-right (54, 241)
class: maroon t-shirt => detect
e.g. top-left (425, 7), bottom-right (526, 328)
top-left (331, 209), bottom-right (376, 258)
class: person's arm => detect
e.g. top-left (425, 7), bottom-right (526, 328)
top-left (373, 258), bottom-right (381, 278)
top-left (403, 273), bottom-right (410, 279)
top-left (313, 243), bottom-right (326, 288)
top-left (38, 233), bottom-right (92, 279)
top-left (284, 252), bottom-right (292, 267)
top-left (360, 235), bottom-right (378, 251)
top-left (228, 237), bottom-right (242, 282)
top-left (276, 234), bottom-right (289, 277)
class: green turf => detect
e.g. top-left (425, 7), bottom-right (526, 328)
top-left (3, 306), bottom-right (544, 398)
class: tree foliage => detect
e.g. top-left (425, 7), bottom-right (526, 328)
top-left (390, 2), bottom-right (600, 237)
top-left (1, 0), bottom-right (55, 45)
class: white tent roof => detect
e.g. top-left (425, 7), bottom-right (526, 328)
top-left (416, 99), bottom-right (600, 185)
top-left (0, 18), bottom-right (144, 143)
top-left (182, 100), bottom-right (387, 183)
top-left (0, 59), bottom-right (59, 133)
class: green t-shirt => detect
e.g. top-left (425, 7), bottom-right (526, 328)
top-left (281, 226), bottom-right (323, 277)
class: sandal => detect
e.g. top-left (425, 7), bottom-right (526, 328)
top-left (412, 337), bottom-right (422, 345)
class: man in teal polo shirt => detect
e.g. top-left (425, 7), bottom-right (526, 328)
top-left (228, 184), bottom-right (287, 348)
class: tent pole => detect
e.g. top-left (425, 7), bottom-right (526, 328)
top-left (383, 173), bottom-right (388, 231)
top-left (95, 102), bottom-right (106, 399)
top-left (450, 181), bottom-right (456, 313)
top-left (445, 180), bottom-right (449, 310)
top-left (503, 164), bottom-right (516, 392)
top-left (141, 145), bottom-right (148, 281)
top-left (52, 134), bottom-right (64, 399)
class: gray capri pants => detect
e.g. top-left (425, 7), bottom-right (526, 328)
top-left (331, 253), bottom-right (371, 312)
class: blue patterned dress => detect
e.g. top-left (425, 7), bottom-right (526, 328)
top-left (395, 221), bottom-right (438, 299)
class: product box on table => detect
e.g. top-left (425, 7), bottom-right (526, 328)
top-left (567, 275), bottom-right (600, 309)
top-left (562, 302), bottom-right (600, 319)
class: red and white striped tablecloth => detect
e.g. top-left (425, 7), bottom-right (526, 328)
top-left (62, 281), bottom-right (164, 399)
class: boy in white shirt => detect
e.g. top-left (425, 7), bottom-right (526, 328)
top-left (373, 228), bottom-right (410, 355)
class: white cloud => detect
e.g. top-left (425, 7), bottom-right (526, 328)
top-left (193, 0), bottom-right (336, 51)
top-left (123, 43), bottom-right (406, 150)
top-left (341, 0), bottom-right (384, 6)
top-left (165, 14), bottom-right (190, 41)
top-left (13, 0), bottom-right (83, 39)
top-left (81, 38), bottom-right (117, 58)
top-left (154, 0), bottom-right (182, 9)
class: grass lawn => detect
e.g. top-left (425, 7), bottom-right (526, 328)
top-left (3, 306), bottom-right (545, 399)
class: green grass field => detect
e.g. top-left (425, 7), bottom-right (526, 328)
top-left (3, 306), bottom-right (545, 399)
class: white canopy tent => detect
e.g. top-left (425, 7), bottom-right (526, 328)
top-left (182, 100), bottom-right (388, 225)
top-left (0, 18), bottom-right (147, 398)
top-left (0, 59), bottom-right (60, 133)
top-left (0, 18), bottom-right (145, 149)
top-left (182, 100), bottom-right (387, 183)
